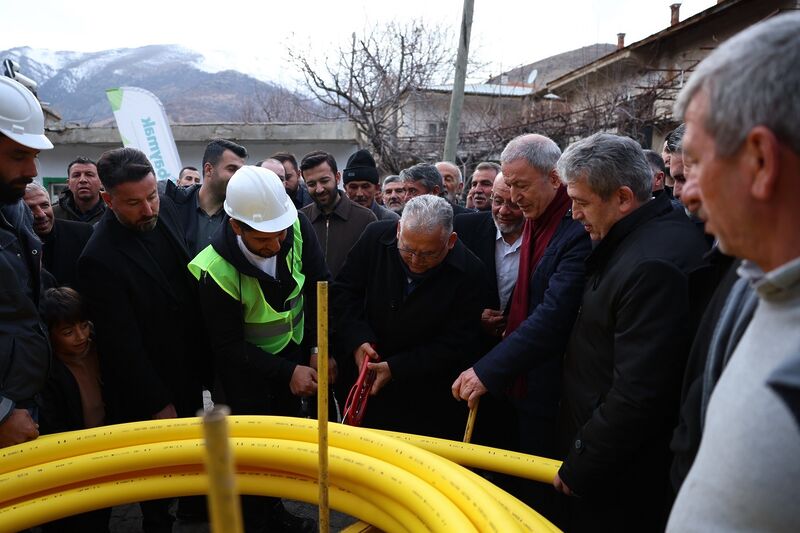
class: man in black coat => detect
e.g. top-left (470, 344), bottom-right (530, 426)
top-left (332, 194), bottom-right (488, 440)
top-left (24, 182), bottom-right (92, 288)
top-left (553, 133), bottom-right (708, 532)
top-left (164, 139), bottom-right (247, 257)
top-left (78, 147), bottom-right (211, 532)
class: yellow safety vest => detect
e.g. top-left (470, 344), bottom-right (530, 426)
top-left (188, 220), bottom-right (305, 354)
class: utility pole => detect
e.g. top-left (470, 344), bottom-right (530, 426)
top-left (442, 0), bottom-right (474, 163)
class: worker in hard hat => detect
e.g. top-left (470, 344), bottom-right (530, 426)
top-left (189, 165), bottom-right (329, 532)
top-left (0, 75), bottom-right (54, 448)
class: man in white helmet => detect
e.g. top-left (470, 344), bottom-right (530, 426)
top-left (189, 165), bottom-right (329, 532)
top-left (0, 76), bottom-right (53, 448)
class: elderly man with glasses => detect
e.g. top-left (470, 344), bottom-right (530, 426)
top-left (331, 194), bottom-right (488, 440)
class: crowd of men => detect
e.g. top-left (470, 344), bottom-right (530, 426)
top-left (0, 12), bottom-right (798, 533)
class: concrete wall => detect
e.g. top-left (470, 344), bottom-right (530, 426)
top-left (38, 121), bottom-right (363, 196)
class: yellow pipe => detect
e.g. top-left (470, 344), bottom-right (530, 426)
top-left (317, 280), bottom-right (330, 533)
top-left (0, 437), bottom-right (477, 532)
top-left (0, 469), bottom-right (409, 533)
top-left (373, 428), bottom-right (562, 484)
top-left (0, 417), bottom-right (563, 532)
top-left (0, 417), bottom-right (562, 486)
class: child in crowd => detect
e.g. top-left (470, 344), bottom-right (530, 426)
top-left (39, 286), bottom-right (110, 532)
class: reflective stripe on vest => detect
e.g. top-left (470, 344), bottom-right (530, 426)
top-left (188, 219), bottom-right (305, 354)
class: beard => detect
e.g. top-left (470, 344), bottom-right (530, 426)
top-left (0, 177), bottom-right (31, 204)
top-left (115, 212), bottom-right (158, 232)
top-left (493, 218), bottom-right (523, 236)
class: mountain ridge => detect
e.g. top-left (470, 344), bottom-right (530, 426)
top-left (1, 45), bottom-right (314, 125)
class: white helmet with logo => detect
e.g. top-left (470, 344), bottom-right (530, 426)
top-left (0, 76), bottom-right (53, 150)
top-left (224, 166), bottom-right (297, 232)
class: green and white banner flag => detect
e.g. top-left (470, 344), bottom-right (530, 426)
top-left (106, 86), bottom-right (182, 182)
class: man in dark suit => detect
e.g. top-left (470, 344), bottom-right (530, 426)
top-left (554, 133), bottom-right (707, 532)
top-left (452, 135), bottom-right (591, 515)
top-left (332, 194), bottom-right (488, 440)
top-left (454, 174), bottom-right (525, 324)
top-left (24, 182), bottom-right (92, 288)
top-left (78, 147), bottom-right (211, 532)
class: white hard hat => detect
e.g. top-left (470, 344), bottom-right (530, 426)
top-left (224, 166), bottom-right (297, 232)
top-left (0, 76), bottom-right (53, 150)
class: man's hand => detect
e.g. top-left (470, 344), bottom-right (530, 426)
top-left (465, 188), bottom-right (476, 209)
top-left (0, 409), bottom-right (39, 448)
top-left (310, 353), bottom-right (338, 384)
top-left (451, 368), bottom-right (488, 409)
top-left (367, 361), bottom-right (392, 395)
top-left (480, 308), bottom-right (506, 337)
top-left (152, 403), bottom-right (177, 420)
top-left (290, 365), bottom-right (318, 396)
top-left (553, 473), bottom-right (574, 496)
top-left (354, 342), bottom-right (379, 369)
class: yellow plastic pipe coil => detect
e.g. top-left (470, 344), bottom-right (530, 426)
top-left (0, 416), bottom-right (562, 532)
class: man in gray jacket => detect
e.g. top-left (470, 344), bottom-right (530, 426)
top-left (667, 13), bottom-right (800, 532)
top-left (0, 76), bottom-right (54, 447)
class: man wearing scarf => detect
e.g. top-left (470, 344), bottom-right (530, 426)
top-left (452, 134), bottom-right (591, 473)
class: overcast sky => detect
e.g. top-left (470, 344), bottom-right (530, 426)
top-left (2, 0), bottom-right (714, 87)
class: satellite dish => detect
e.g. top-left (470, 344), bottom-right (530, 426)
top-left (526, 69), bottom-right (538, 85)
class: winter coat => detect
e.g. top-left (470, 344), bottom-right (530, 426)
top-left (331, 220), bottom-right (489, 440)
top-left (557, 193), bottom-right (708, 532)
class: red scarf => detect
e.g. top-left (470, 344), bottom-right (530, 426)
top-left (504, 185), bottom-right (570, 397)
top-left (505, 184), bottom-right (571, 336)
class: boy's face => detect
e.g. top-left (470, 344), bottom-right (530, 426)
top-left (50, 320), bottom-right (91, 359)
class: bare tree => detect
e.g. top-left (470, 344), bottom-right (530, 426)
top-left (289, 21), bottom-right (455, 173)
top-left (238, 82), bottom-right (339, 123)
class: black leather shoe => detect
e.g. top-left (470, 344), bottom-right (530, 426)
top-left (263, 502), bottom-right (317, 533)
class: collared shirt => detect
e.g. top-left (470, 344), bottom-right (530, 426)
top-left (236, 235), bottom-right (277, 278)
top-left (193, 192), bottom-right (226, 257)
top-left (739, 256), bottom-right (800, 299)
top-left (494, 228), bottom-right (523, 310)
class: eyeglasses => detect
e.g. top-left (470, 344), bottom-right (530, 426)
top-left (397, 238), bottom-right (447, 261)
top-left (490, 196), bottom-right (521, 210)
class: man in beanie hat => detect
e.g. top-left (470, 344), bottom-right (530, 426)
top-left (343, 149), bottom-right (399, 222)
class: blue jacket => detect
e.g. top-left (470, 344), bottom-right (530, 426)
top-left (473, 213), bottom-right (590, 418)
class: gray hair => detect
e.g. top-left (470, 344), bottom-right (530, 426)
top-left (558, 133), bottom-right (653, 203)
top-left (435, 162), bottom-right (462, 183)
top-left (400, 163), bottom-right (444, 194)
top-left (500, 134), bottom-right (562, 174)
top-left (24, 182), bottom-right (49, 196)
top-left (400, 194), bottom-right (454, 236)
top-left (382, 175), bottom-right (402, 187)
top-left (674, 12), bottom-right (800, 156)
top-left (474, 161), bottom-right (501, 176)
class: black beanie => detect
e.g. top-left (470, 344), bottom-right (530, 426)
top-left (342, 149), bottom-right (379, 185)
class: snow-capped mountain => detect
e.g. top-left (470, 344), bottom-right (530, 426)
top-left (1, 45), bottom-right (303, 125)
